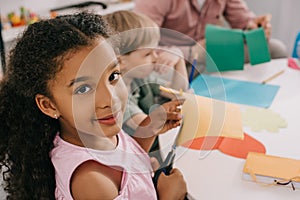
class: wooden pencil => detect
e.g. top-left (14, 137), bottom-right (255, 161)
top-left (262, 70), bottom-right (285, 84)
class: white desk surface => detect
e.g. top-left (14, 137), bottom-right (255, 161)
top-left (159, 58), bottom-right (300, 200)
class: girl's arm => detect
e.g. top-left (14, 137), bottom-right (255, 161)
top-left (71, 160), bottom-right (121, 199)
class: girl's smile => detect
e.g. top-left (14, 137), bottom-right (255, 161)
top-left (96, 111), bottom-right (121, 125)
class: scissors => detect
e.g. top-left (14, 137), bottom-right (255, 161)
top-left (152, 117), bottom-right (190, 200)
top-left (152, 118), bottom-right (187, 197)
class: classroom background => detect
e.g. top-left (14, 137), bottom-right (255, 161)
top-left (0, 0), bottom-right (299, 55)
top-left (1, 0), bottom-right (300, 199)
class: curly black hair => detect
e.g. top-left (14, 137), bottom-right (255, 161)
top-left (0, 12), bottom-right (111, 199)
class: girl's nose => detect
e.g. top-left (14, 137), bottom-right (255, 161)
top-left (95, 84), bottom-right (113, 109)
top-left (152, 51), bottom-right (158, 63)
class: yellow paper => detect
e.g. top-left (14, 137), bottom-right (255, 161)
top-left (242, 107), bottom-right (287, 132)
top-left (176, 93), bottom-right (244, 145)
top-left (243, 152), bottom-right (300, 183)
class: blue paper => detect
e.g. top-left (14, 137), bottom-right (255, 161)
top-left (191, 74), bottom-right (280, 108)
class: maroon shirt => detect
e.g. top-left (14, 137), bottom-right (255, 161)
top-left (134, 0), bottom-right (255, 46)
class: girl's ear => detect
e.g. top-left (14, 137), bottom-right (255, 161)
top-left (35, 94), bottom-right (60, 119)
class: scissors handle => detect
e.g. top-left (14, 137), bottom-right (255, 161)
top-left (152, 162), bottom-right (173, 186)
top-left (152, 150), bottom-right (175, 187)
top-left (153, 164), bottom-right (189, 200)
top-left (152, 151), bottom-right (189, 200)
top-left (152, 118), bottom-right (189, 198)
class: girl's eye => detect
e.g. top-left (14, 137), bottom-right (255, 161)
top-left (109, 71), bottom-right (121, 82)
top-left (74, 85), bottom-right (92, 94)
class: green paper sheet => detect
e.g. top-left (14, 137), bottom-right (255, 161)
top-left (205, 24), bottom-right (245, 72)
top-left (244, 28), bottom-right (271, 65)
top-left (205, 25), bottom-right (271, 72)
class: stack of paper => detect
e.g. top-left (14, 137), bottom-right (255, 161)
top-left (243, 152), bottom-right (300, 189)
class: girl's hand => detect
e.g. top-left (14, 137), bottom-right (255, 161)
top-left (132, 99), bottom-right (185, 152)
top-left (157, 168), bottom-right (187, 200)
top-left (149, 99), bottom-right (185, 135)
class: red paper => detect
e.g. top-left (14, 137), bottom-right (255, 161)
top-left (181, 133), bottom-right (266, 159)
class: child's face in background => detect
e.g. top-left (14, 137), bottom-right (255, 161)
top-left (49, 40), bottom-right (128, 144)
top-left (119, 48), bottom-right (158, 79)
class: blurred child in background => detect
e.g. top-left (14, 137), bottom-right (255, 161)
top-left (104, 10), bottom-right (189, 162)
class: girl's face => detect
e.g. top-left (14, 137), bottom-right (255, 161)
top-left (119, 48), bottom-right (157, 79)
top-left (46, 40), bottom-right (128, 145)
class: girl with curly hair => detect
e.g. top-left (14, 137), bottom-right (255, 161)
top-left (0, 12), bottom-right (187, 199)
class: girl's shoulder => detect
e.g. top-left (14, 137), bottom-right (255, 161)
top-left (70, 160), bottom-right (122, 199)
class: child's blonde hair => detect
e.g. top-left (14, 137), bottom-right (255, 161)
top-left (104, 10), bottom-right (160, 55)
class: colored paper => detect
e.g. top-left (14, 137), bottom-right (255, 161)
top-left (243, 152), bottom-right (300, 188)
top-left (244, 28), bottom-right (271, 65)
top-left (181, 133), bottom-right (266, 159)
top-left (191, 74), bottom-right (280, 108)
top-left (288, 57), bottom-right (300, 71)
top-left (242, 107), bottom-right (287, 132)
top-left (205, 24), bottom-right (271, 72)
top-left (205, 24), bottom-right (244, 72)
top-left (176, 92), bottom-right (244, 146)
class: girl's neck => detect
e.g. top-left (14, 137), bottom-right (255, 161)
top-left (61, 130), bottom-right (118, 151)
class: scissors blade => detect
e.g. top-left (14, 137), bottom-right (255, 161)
top-left (172, 116), bottom-right (185, 148)
top-left (162, 116), bottom-right (185, 167)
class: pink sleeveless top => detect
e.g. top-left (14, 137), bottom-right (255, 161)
top-left (50, 131), bottom-right (157, 200)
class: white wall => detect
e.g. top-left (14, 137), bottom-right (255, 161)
top-left (0, 0), bottom-right (119, 73)
top-left (0, 0), bottom-right (136, 75)
top-left (244, 0), bottom-right (300, 55)
top-left (0, 0), bottom-right (116, 18)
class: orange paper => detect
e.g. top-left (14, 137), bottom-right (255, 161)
top-left (243, 152), bottom-right (300, 185)
top-left (177, 93), bottom-right (244, 146)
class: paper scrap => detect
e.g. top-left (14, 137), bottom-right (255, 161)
top-left (242, 107), bottom-right (287, 132)
top-left (181, 133), bottom-right (266, 159)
